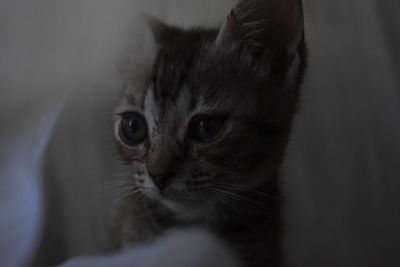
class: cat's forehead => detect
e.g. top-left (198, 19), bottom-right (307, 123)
top-left (143, 84), bottom-right (190, 136)
top-left (150, 29), bottom-right (217, 104)
top-left (121, 28), bottom-right (219, 106)
top-left (116, 26), bottom-right (268, 130)
top-left (141, 31), bottom-right (230, 115)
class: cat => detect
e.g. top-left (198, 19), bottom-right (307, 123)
top-left (111, 0), bottom-right (307, 266)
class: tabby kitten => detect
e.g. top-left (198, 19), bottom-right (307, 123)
top-left (112, 0), bottom-right (307, 266)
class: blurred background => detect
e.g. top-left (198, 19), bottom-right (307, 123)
top-left (0, 0), bottom-right (399, 266)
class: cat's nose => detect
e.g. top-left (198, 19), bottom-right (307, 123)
top-left (147, 140), bottom-right (181, 192)
top-left (148, 172), bottom-right (175, 192)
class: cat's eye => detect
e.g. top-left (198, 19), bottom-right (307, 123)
top-left (119, 112), bottom-right (148, 146)
top-left (190, 116), bottom-right (226, 142)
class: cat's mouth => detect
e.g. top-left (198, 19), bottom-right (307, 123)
top-left (139, 179), bottom-right (214, 217)
top-left (161, 185), bottom-right (211, 204)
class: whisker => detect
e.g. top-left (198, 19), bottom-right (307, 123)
top-left (212, 187), bottom-right (280, 221)
top-left (186, 179), bottom-right (212, 186)
top-left (112, 188), bottom-right (142, 205)
top-left (211, 189), bottom-right (253, 226)
top-left (216, 182), bottom-right (279, 201)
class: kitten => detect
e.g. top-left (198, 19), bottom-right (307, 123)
top-left (111, 0), bottom-right (307, 266)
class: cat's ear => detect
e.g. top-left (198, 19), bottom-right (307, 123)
top-left (144, 15), bottom-right (182, 44)
top-left (117, 16), bottom-right (161, 80)
top-left (117, 15), bottom-right (181, 79)
top-left (216, 0), bottom-right (306, 81)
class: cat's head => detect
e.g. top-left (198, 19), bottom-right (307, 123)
top-left (113, 0), bottom-right (306, 220)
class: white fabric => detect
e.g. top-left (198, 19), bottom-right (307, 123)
top-left (0, 100), bottom-right (63, 267)
top-left (59, 229), bottom-right (240, 267)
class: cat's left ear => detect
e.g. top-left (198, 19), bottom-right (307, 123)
top-left (216, 0), bottom-right (306, 83)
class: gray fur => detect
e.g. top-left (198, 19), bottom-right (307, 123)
top-left (112, 1), bottom-right (307, 266)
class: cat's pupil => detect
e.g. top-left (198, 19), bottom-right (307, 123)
top-left (193, 118), bottom-right (224, 141)
top-left (119, 113), bottom-right (147, 146)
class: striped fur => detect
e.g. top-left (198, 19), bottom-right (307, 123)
top-left (112, 1), bottom-right (307, 266)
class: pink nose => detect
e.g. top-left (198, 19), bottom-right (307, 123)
top-left (148, 173), bottom-right (175, 192)
top-left (146, 139), bottom-right (181, 192)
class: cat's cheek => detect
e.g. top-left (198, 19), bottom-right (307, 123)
top-left (189, 137), bottom-right (229, 157)
top-left (189, 133), bottom-right (243, 161)
top-left (190, 147), bottom-right (206, 160)
top-left (120, 147), bottom-right (147, 163)
top-left (190, 145), bottom-right (226, 164)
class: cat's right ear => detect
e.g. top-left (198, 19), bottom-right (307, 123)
top-left (117, 16), bottom-right (160, 81)
top-left (144, 15), bottom-right (181, 44)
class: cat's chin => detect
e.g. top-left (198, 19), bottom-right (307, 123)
top-left (160, 198), bottom-right (212, 222)
top-left (138, 187), bottom-right (210, 220)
